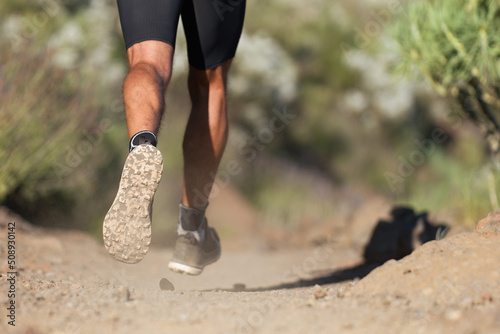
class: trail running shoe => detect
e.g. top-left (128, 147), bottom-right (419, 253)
top-left (103, 144), bottom-right (163, 264)
top-left (168, 219), bottom-right (221, 275)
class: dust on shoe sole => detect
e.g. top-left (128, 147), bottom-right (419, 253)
top-left (103, 145), bottom-right (163, 264)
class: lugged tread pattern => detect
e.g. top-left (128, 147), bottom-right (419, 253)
top-left (103, 144), bottom-right (163, 264)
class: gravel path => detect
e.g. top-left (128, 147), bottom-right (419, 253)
top-left (1, 207), bottom-right (499, 334)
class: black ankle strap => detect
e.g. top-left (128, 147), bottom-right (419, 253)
top-left (129, 130), bottom-right (158, 152)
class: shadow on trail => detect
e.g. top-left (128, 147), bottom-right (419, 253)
top-left (211, 206), bottom-right (449, 292)
top-left (234, 263), bottom-right (379, 292)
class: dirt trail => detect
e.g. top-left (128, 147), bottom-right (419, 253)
top-left (1, 206), bottom-right (499, 334)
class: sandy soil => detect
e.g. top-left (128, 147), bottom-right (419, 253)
top-left (0, 205), bottom-right (499, 334)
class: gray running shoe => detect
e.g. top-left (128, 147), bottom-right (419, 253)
top-left (168, 219), bottom-right (221, 275)
top-left (103, 144), bottom-right (163, 264)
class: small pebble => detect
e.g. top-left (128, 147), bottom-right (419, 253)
top-left (445, 309), bottom-right (462, 321)
top-left (233, 283), bottom-right (246, 291)
top-left (313, 285), bottom-right (327, 299)
top-left (159, 278), bottom-right (175, 291)
top-left (114, 286), bottom-right (131, 302)
top-left (481, 293), bottom-right (493, 303)
top-left (422, 288), bottom-right (433, 296)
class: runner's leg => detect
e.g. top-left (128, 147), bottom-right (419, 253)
top-left (167, 0), bottom-right (245, 275)
top-left (103, 0), bottom-right (182, 263)
top-left (180, 0), bottom-right (246, 207)
top-left (182, 61), bottom-right (231, 207)
top-left (124, 41), bottom-right (173, 138)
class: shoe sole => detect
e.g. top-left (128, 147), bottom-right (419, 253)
top-left (167, 261), bottom-right (203, 276)
top-left (103, 144), bottom-right (163, 264)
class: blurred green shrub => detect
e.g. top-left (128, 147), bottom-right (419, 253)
top-left (0, 43), bottom-right (93, 201)
top-left (0, 38), bottom-right (127, 233)
top-left (400, 127), bottom-right (500, 227)
top-left (390, 0), bottom-right (500, 221)
top-left (392, 0), bottom-right (500, 157)
top-left (0, 0), bottom-right (128, 231)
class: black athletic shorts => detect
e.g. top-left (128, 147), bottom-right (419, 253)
top-left (117, 0), bottom-right (246, 70)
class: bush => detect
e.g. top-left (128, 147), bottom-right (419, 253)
top-left (0, 43), bottom-right (92, 200)
top-left (0, 39), bottom-right (127, 231)
top-left (392, 0), bottom-right (500, 157)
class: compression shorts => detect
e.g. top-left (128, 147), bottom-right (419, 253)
top-left (117, 0), bottom-right (246, 70)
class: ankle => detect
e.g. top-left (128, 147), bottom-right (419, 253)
top-left (129, 130), bottom-right (158, 152)
top-left (178, 202), bottom-right (208, 231)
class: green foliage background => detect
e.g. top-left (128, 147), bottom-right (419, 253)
top-left (393, 0), bottom-right (500, 93)
top-left (391, 0), bottom-right (500, 225)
